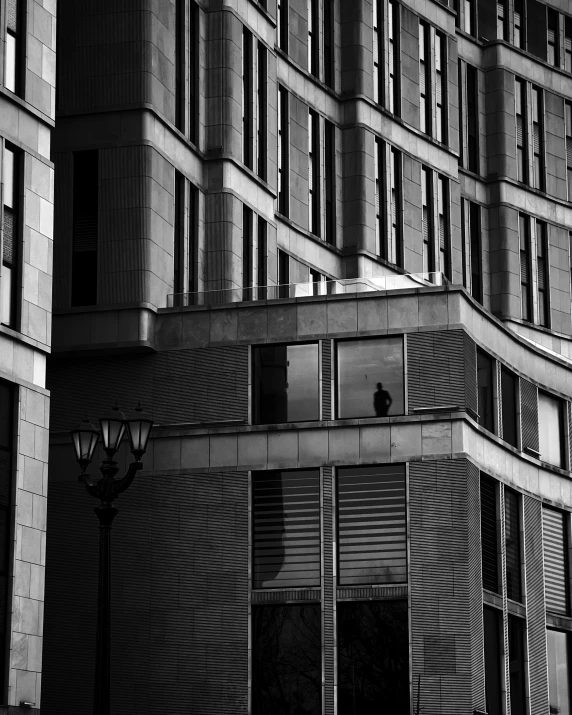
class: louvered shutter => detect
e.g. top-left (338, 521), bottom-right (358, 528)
top-left (420, 61), bottom-right (425, 91)
top-left (543, 508), bottom-right (569, 615)
top-left (505, 489), bottom-right (522, 601)
top-left (516, 115), bottom-right (524, 147)
top-left (567, 138), bottom-right (572, 168)
top-left (391, 188), bottom-right (396, 225)
top-left (389, 37), bottom-right (394, 74)
top-left (375, 178), bottom-right (380, 217)
top-left (547, 28), bottom-right (555, 44)
top-left (520, 250), bottom-right (528, 283)
top-left (533, 123), bottom-right (540, 154)
top-left (2, 211), bottom-right (14, 267)
top-left (436, 71), bottom-right (442, 106)
top-left (422, 206), bottom-right (428, 240)
top-left (481, 476), bottom-right (499, 593)
top-left (538, 257), bottom-right (545, 291)
top-left (439, 214), bottom-right (445, 250)
top-left (6, 0), bottom-right (18, 32)
top-left (253, 469), bottom-right (320, 589)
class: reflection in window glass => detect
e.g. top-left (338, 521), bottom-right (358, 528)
top-left (253, 604), bottom-right (321, 715)
top-left (5, 34), bottom-right (16, 93)
top-left (337, 337), bottom-right (404, 419)
top-left (501, 367), bottom-right (517, 448)
top-left (338, 600), bottom-right (409, 715)
top-left (548, 630), bottom-right (571, 715)
top-left (539, 392), bottom-right (564, 468)
top-left (253, 469), bottom-right (320, 589)
top-left (477, 350), bottom-right (494, 432)
top-left (484, 607), bottom-right (503, 715)
top-left (253, 344), bottom-right (319, 424)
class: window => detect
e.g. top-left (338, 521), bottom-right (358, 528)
top-left (532, 87), bottom-right (544, 191)
top-left (337, 601), bottom-right (409, 714)
top-left (336, 337), bottom-right (404, 419)
top-left (483, 607), bottom-right (503, 715)
top-left (175, 0), bottom-right (185, 131)
top-left (257, 217), bottom-right (267, 300)
top-left (243, 206), bottom-right (253, 300)
top-left (437, 175), bottom-right (449, 278)
top-left (464, 0), bottom-right (474, 35)
top-left (71, 150), bottom-right (98, 307)
top-left (539, 392), bottom-right (564, 467)
top-left (2, 146), bottom-right (19, 327)
top-left (389, 148), bottom-right (402, 266)
top-left (388, 0), bottom-right (399, 115)
top-left (188, 185), bottom-right (197, 296)
top-left (419, 22), bottom-right (430, 135)
top-left (543, 507), bottom-right (569, 615)
top-left (173, 171), bottom-right (185, 300)
top-left (375, 138), bottom-right (384, 258)
top-left (324, 0), bottom-right (334, 88)
top-left (514, 0), bottom-right (524, 49)
top-left (0, 382), bottom-right (13, 698)
top-left (505, 489), bottom-right (522, 602)
top-left (243, 29), bottom-right (253, 169)
top-left (5, 0), bottom-right (21, 94)
top-left (257, 43), bottom-right (267, 180)
top-left (537, 221), bottom-right (549, 327)
top-left (253, 469), bottom-right (320, 588)
top-left (324, 120), bottom-right (335, 245)
top-left (481, 475), bottom-right (499, 593)
top-left (252, 605), bottom-right (321, 715)
top-left (548, 9), bottom-right (559, 67)
top-left (435, 32), bottom-right (447, 144)
top-left (519, 214), bottom-right (532, 321)
top-left (566, 103), bottom-right (572, 202)
top-left (501, 366), bottom-right (518, 448)
top-left (253, 343), bottom-right (319, 423)
top-left (189, 3), bottom-right (199, 143)
top-left (278, 0), bottom-right (288, 52)
top-left (566, 18), bottom-right (572, 73)
top-left (337, 464), bottom-right (406, 585)
top-left (307, 0), bottom-right (318, 77)
top-left (308, 110), bottom-right (320, 236)
top-left (278, 87), bottom-right (289, 216)
top-left (547, 630), bottom-right (572, 715)
top-left (421, 167), bottom-right (433, 273)
top-left (467, 65), bottom-right (478, 174)
top-left (278, 249), bottom-right (289, 297)
top-left (516, 79), bottom-right (527, 184)
top-left (310, 268), bottom-right (327, 295)
top-left (467, 200), bottom-right (482, 303)
top-left (458, 61), bottom-right (464, 168)
top-left (508, 616), bottom-right (527, 715)
top-left (373, 0), bottom-right (383, 103)
top-left (497, 0), bottom-right (507, 40)
top-left (477, 350), bottom-right (494, 432)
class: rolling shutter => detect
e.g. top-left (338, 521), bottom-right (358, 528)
top-left (543, 508), bottom-right (569, 615)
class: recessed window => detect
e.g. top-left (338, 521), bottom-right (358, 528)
top-left (501, 367), bottom-right (518, 448)
top-left (477, 350), bottom-right (494, 432)
top-left (337, 464), bottom-right (406, 585)
top-left (253, 469), bottom-right (320, 588)
top-left (505, 488), bottom-right (522, 602)
top-left (508, 616), bottom-right (527, 715)
top-left (481, 475), bottom-right (499, 593)
top-left (539, 392), bottom-right (564, 468)
top-left (338, 601), bottom-right (409, 714)
top-left (253, 343), bottom-right (319, 424)
top-left (2, 146), bottom-right (19, 327)
top-left (548, 630), bottom-right (572, 715)
top-left (483, 607), bottom-right (503, 715)
top-left (543, 507), bottom-right (569, 615)
top-left (252, 604), bottom-right (321, 715)
top-left (336, 337), bottom-right (404, 419)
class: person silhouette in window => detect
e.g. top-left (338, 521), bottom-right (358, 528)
top-left (374, 382), bottom-right (392, 417)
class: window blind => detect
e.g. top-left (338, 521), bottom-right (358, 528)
top-left (481, 476), bottom-right (499, 593)
top-left (543, 508), bottom-right (569, 615)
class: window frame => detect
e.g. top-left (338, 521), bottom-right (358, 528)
top-left (1, 143), bottom-right (21, 328)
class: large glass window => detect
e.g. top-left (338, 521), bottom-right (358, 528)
top-left (508, 616), bottom-right (527, 715)
top-left (337, 337), bottom-right (404, 419)
top-left (539, 392), bottom-right (564, 468)
top-left (252, 604), bottom-right (321, 715)
top-left (477, 350), bottom-right (494, 432)
top-left (505, 488), bottom-right (522, 602)
top-left (253, 469), bottom-right (320, 589)
top-left (548, 629), bottom-right (571, 715)
top-left (501, 367), bottom-right (518, 448)
top-left (337, 600), bottom-right (409, 715)
top-left (253, 344), bottom-right (319, 424)
top-left (337, 464), bottom-right (406, 586)
top-left (483, 607), bottom-right (503, 715)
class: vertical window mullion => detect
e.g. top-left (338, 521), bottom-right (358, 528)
top-left (373, 0), bottom-right (383, 104)
top-left (388, 0), bottom-right (399, 116)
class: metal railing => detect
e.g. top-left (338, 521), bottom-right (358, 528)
top-left (166, 272), bottom-right (450, 308)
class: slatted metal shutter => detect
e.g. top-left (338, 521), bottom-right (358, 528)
top-left (253, 469), bottom-right (320, 589)
top-left (337, 464), bottom-right (406, 585)
top-left (516, 114), bottom-right (524, 147)
top-left (521, 378), bottom-right (539, 453)
top-left (321, 340), bottom-right (332, 420)
top-left (505, 489), bottom-right (522, 601)
top-left (322, 466), bottom-right (334, 713)
top-left (2, 212), bottom-right (14, 267)
top-left (543, 508), bottom-right (569, 615)
top-left (6, 0), bottom-right (18, 32)
top-left (480, 476), bottom-right (499, 593)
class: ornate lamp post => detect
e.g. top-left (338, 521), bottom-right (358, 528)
top-left (70, 403), bottom-right (153, 715)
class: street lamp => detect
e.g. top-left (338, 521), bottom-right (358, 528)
top-left (70, 403), bottom-right (153, 715)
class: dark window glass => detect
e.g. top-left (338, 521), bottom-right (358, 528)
top-left (388, 0), bottom-right (399, 115)
top-left (278, 87), bottom-right (288, 216)
top-left (324, 120), bottom-right (335, 245)
top-left (419, 22), bottom-right (430, 135)
top-left (501, 367), bottom-right (517, 448)
top-left (5, 0), bottom-right (21, 95)
top-left (71, 150), bottom-right (98, 307)
top-left (508, 616), bottom-right (526, 715)
top-left (505, 488), bottom-right (522, 602)
top-left (257, 43), bottom-right (267, 180)
top-left (458, 61), bottom-right (464, 169)
top-left (188, 184), bottom-right (197, 296)
top-left (566, 103), bottom-right (572, 202)
top-left (519, 214), bottom-right (531, 320)
top-left (539, 392), bottom-right (564, 467)
top-left (2, 145), bottom-right (19, 327)
top-left (516, 80), bottom-right (527, 185)
top-left (537, 221), bottom-right (549, 327)
top-left (175, 0), bottom-right (184, 131)
top-left (324, 0), bottom-right (334, 88)
top-left (543, 508), bottom-right (570, 615)
top-left (338, 600), bottom-right (409, 715)
top-left (469, 201), bottom-right (482, 303)
top-left (467, 65), bottom-right (478, 173)
top-left (566, 18), bottom-right (572, 73)
top-left (308, 110), bottom-right (320, 236)
top-left (464, 0), bottom-right (474, 35)
top-left (307, 0), bottom-right (318, 77)
top-left (254, 344), bottom-right (319, 424)
top-left (548, 9), bottom-right (559, 67)
top-left (253, 605), bottom-right (321, 715)
top-left (497, 0), bottom-right (507, 40)
top-left (532, 87), bottom-right (544, 191)
top-left (548, 630), bottom-right (572, 715)
top-left (373, 0), bottom-right (383, 103)
top-left (257, 217), bottom-right (267, 300)
top-left (189, 2), bottom-right (199, 143)
top-left (253, 469), bottom-right (320, 588)
top-left (484, 607), bottom-right (503, 715)
top-left (481, 475), bottom-right (499, 593)
top-left (337, 337), bottom-right (404, 419)
top-left (514, 0), bottom-right (524, 48)
top-left (278, 0), bottom-right (288, 51)
top-left (243, 206), bottom-right (253, 300)
top-left (375, 138), bottom-right (384, 258)
top-left (389, 150), bottom-right (402, 267)
top-left (437, 175), bottom-right (449, 278)
top-left (477, 350), bottom-right (494, 431)
top-left (337, 465), bottom-right (406, 586)
top-left (243, 29), bottom-right (252, 169)
top-left (278, 249), bottom-right (289, 297)
top-left (435, 32), bottom-right (447, 144)
top-left (173, 171), bottom-right (185, 298)
top-left (421, 167), bottom-right (433, 274)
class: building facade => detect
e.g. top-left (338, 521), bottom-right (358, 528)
top-left (44, 0), bottom-right (572, 714)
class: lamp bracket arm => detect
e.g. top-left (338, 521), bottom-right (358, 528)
top-left (114, 460), bottom-right (143, 496)
top-left (81, 476), bottom-right (101, 500)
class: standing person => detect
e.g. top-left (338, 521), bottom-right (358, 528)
top-left (373, 382), bottom-right (392, 417)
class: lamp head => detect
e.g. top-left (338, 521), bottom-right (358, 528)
top-left (99, 402), bottom-right (127, 458)
top-left (70, 417), bottom-right (99, 473)
top-left (125, 403), bottom-right (154, 461)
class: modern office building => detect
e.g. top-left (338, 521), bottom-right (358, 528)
top-left (0, 0), bottom-right (56, 711)
top-left (44, 0), bottom-right (572, 713)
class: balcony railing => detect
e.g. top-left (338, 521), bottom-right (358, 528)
top-left (167, 272), bottom-right (450, 308)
